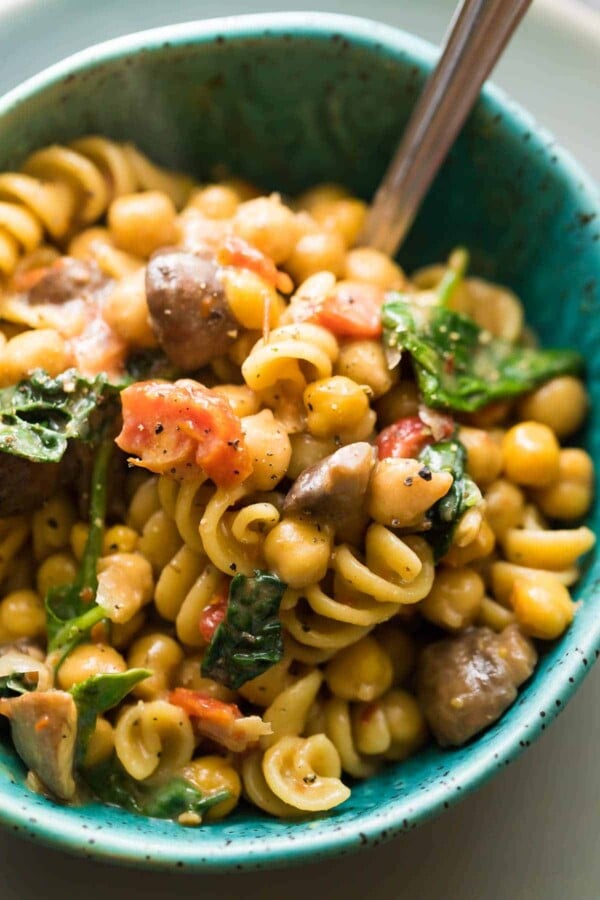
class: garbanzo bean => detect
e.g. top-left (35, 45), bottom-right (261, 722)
top-left (532, 448), bottom-right (594, 520)
top-left (286, 230), bottom-right (346, 282)
top-left (127, 633), bottom-right (184, 700)
top-left (510, 575), bottom-right (574, 640)
top-left (484, 479), bottom-right (526, 538)
top-left (187, 184), bottom-right (240, 219)
top-left (335, 340), bottom-right (397, 399)
top-left (182, 756), bottom-right (242, 821)
top-left (344, 247), bottom-right (405, 289)
top-left (264, 518), bottom-right (332, 589)
top-left (0, 589), bottom-right (45, 639)
top-left (325, 636), bottom-right (393, 702)
top-left (502, 421), bottom-right (560, 487)
top-left (57, 643), bottom-right (127, 690)
top-left (108, 191), bottom-right (178, 257)
top-left (420, 567), bottom-right (485, 632)
top-left (304, 376), bottom-right (371, 438)
top-left (459, 426), bottom-right (503, 486)
top-left (232, 195), bottom-right (299, 264)
top-left (517, 376), bottom-right (588, 439)
top-left (375, 381), bottom-right (419, 427)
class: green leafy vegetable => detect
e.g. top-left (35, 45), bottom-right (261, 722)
top-left (437, 247), bottom-right (469, 308)
top-left (46, 436), bottom-right (113, 663)
top-left (0, 368), bottom-right (117, 463)
top-left (418, 437), bottom-right (482, 559)
top-left (0, 673), bottom-right (36, 698)
top-left (70, 669), bottom-right (150, 765)
top-left (382, 298), bottom-right (583, 412)
top-left (202, 571), bottom-right (286, 689)
top-left (83, 754), bottom-right (230, 821)
top-left (123, 348), bottom-right (181, 383)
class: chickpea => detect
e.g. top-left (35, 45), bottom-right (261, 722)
top-left (420, 567), bottom-right (485, 631)
top-left (36, 552), bottom-right (78, 597)
top-left (335, 340), bottom-right (397, 399)
top-left (304, 376), bottom-right (371, 438)
top-left (232, 195), bottom-right (299, 264)
top-left (264, 518), bottom-right (332, 588)
top-left (182, 756), bottom-right (241, 820)
top-left (102, 269), bottom-right (157, 348)
top-left (532, 448), bottom-right (594, 520)
top-left (108, 191), bottom-right (178, 257)
top-left (102, 525), bottom-right (139, 556)
top-left (297, 183), bottom-right (348, 210)
top-left (380, 689), bottom-right (428, 761)
top-left (57, 643), bottom-right (127, 690)
top-left (375, 381), bottom-right (419, 427)
top-left (241, 409), bottom-right (292, 490)
top-left (517, 376), bottom-right (588, 439)
top-left (325, 636), bottom-right (394, 702)
top-left (70, 522), bottom-right (89, 561)
top-left (459, 426), bottom-right (504, 486)
top-left (502, 421), bottom-right (560, 487)
top-left (287, 433), bottom-right (338, 480)
top-left (85, 717), bottom-right (114, 768)
top-left (308, 197), bottom-right (367, 247)
top-left (33, 493), bottom-right (76, 560)
top-left (111, 611), bottom-right (146, 650)
top-left (374, 625), bottom-right (417, 685)
top-left (0, 329), bottom-right (68, 386)
top-left (0, 589), bottom-right (45, 639)
top-left (344, 247), bottom-right (405, 289)
top-left (510, 574), bottom-right (574, 640)
top-left (127, 633), bottom-right (184, 700)
top-left (484, 479), bottom-right (525, 538)
top-left (286, 231), bottom-right (346, 283)
top-left (211, 384), bottom-right (260, 419)
top-left (367, 458), bottom-right (453, 528)
top-left (221, 267), bottom-right (283, 329)
top-left (187, 184), bottom-right (240, 219)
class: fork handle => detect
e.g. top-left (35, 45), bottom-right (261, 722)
top-left (362, 0), bottom-right (533, 257)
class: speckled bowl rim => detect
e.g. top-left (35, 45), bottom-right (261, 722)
top-left (0, 10), bottom-right (599, 873)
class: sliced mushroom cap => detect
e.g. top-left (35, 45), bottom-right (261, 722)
top-left (146, 250), bottom-right (238, 370)
top-left (0, 453), bottom-right (61, 516)
top-left (417, 624), bottom-right (537, 747)
top-left (28, 257), bottom-right (107, 305)
top-left (1, 690), bottom-right (77, 800)
top-left (283, 442), bottom-right (377, 530)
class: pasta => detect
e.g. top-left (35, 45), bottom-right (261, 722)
top-left (0, 139), bottom-right (595, 827)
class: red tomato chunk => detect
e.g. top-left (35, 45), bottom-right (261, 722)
top-left (116, 378), bottom-right (252, 487)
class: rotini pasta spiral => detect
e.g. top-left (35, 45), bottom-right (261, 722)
top-left (262, 734), bottom-right (350, 812)
top-left (114, 699), bottom-right (195, 781)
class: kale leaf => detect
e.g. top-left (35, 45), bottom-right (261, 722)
top-left (70, 669), bottom-right (150, 765)
top-left (46, 437), bottom-right (113, 663)
top-left (382, 297), bottom-right (583, 412)
top-left (0, 368), bottom-right (117, 463)
top-left (201, 571), bottom-right (286, 689)
top-left (418, 437), bottom-right (482, 559)
top-left (83, 754), bottom-right (230, 821)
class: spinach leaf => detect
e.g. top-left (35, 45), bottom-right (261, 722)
top-left (0, 673), bottom-right (36, 698)
top-left (83, 754), bottom-right (230, 821)
top-left (0, 368), bottom-right (117, 463)
top-left (46, 437), bottom-right (113, 663)
top-left (70, 669), bottom-right (150, 765)
top-left (202, 571), bottom-right (286, 689)
top-left (382, 298), bottom-right (583, 412)
top-left (123, 348), bottom-right (181, 383)
top-left (418, 437), bottom-right (482, 559)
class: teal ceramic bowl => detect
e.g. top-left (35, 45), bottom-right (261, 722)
top-left (0, 11), bottom-right (599, 872)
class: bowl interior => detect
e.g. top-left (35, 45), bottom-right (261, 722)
top-left (0, 12), bottom-right (599, 872)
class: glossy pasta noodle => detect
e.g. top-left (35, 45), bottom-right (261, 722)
top-left (0, 138), bottom-right (595, 826)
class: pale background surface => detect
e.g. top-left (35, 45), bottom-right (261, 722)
top-left (0, 1), bottom-right (599, 897)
